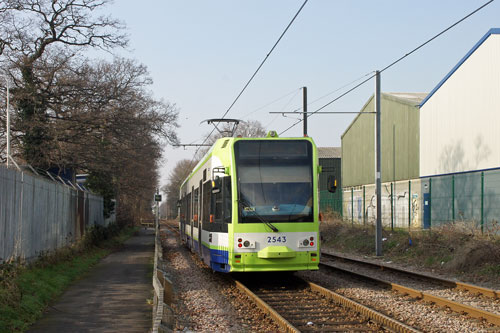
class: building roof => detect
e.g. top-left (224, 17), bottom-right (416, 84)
top-left (341, 92), bottom-right (426, 139)
top-left (385, 92), bottom-right (427, 105)
top-left (419, 28), bottom-right (500, 107)
top-left (318, 147), bottom-right (341, 159)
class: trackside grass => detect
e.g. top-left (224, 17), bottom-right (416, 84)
top-left (0, 224), bottom-right (137, 333)
top-left (320, 217), bottom-right (500, 287)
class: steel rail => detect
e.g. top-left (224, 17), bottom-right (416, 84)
top-left (234, 278), bottom-right (421, 333)
top-left (307, 281), bottom-right (421, 333)
top-left (322, 251), bottom-right (499, 299)
top-left (234, 280), bottom-right (299, 333)
top-left (320, 261), bottom-right (500, 326)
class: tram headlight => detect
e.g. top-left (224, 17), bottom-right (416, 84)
top-left (302, 239), bottom-right (309, 246)
top-left (243, 240), bottom-right (250, 247)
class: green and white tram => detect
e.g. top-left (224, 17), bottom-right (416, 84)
top-left (179, 131), bottom-right (320, 272)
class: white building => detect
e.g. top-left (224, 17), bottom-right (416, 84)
top-left (419, 28), bottom-right (500, 230)
top-left (420, 28), bottom-right (500, 177)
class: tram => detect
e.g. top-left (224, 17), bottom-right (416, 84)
top-left (178, 131), bottom-right (320, 272)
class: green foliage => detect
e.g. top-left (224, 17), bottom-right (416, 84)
top-left (479, 264), bottom-right (500, 276)
top-left (81, 223), bottom-right (122, 249)
top-left (0, 224), bottom-right (136, 332)
top-left (85, 172), bottom-right (116, 219)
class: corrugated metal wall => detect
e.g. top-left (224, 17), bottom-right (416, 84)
top-left (420, 34), bottom-right (500, 177)
top-left (0, 166), bottom-right (106, 263)
top-left (318, 157), bottom-right (342, 214)
top-left (341, 93), bottom-right (420, 187)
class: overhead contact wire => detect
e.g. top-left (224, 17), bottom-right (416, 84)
top-left (279, 0), bottom-right (494, 135)
top-left (220, 0), bottom-right (309, 120)
top-left (180, 0), bottom-right (309, 180)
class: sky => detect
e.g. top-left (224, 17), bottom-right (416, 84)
top-left (101, 0), bottom-right (500, 190)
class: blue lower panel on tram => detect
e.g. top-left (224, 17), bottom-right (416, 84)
top-left (193, 239), bottom-right (200, 252)
top-left (203, 245), bottom-right (230, 272)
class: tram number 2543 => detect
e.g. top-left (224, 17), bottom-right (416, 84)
top-left (267, 236), bottom-right (287, 244)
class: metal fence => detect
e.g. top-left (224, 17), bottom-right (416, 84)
top-left (152, 226), bottom-right (174, 332)
top-left (0, 165), bottom-right (106, 263)
top-left (343, 179), bottom-right (422, 229)
top-left (341, 168), bottom-right (500, 234)
top-left (423, 169), bottom-right (500, 233)
top-left (319, 190), bottom-right (343, 216)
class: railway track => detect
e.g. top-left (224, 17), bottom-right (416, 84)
top-left (320, 251), bottom-right (500, 326)
top-left (234, 273), bottom-right (420, 332)
top-left (160, 222), bottom-right (498, 330)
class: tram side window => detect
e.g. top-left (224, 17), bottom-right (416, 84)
top-left (202, 181), bottom-right (211, 223)
top-left (223, 177), bottom-right (232, 223)
top-left (211, 176), bottom-right (232, 224)
top-left (180, 196), bottom-right (186, 223)
top-left (186, 194), bottom-right (191, 225)
top-left (193, 188), bottom-right (199, 227)
top-left (213, 189), bottom-right (223, 223)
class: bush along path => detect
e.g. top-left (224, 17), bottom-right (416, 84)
top-left (0, 224), bottom-right (140, 333)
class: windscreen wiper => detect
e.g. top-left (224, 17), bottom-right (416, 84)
top-left (238, 199), bottom-right (279, 232)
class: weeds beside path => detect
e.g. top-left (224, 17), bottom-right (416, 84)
top-left (0, 224), bottom-right (137, 333)
top-left (320, 219), bottom-right (500, 289)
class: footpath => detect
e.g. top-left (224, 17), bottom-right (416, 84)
top-left (28, 228), bottom-right (155, 333)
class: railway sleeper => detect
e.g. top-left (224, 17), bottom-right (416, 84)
top-left (282, 310), bottom-right (357, 318)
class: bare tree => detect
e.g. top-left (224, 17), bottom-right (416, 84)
top-left (0, 0), bottom-right (127, 166)
top-left (195, 119), bottom-right (266, 159)
top-left (161, 159), bottom-right (198, 219)
top-left (0, 1), bottom-right (182, 225)
top-left (53, 57), bottom-right (179, 223)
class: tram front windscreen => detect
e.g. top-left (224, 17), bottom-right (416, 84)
top-left (234, 140), bottom-right (314, 223)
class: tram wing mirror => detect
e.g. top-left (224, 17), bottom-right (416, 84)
top-left (211, 176), bottom-right (221, 194)
top-left (327, 175), bottom-right (337, 193)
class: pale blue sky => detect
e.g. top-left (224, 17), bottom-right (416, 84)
top-left (104, 0), bottom-right (500, 187)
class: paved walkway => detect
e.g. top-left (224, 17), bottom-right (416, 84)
top-left (28, 229), bottom-right (155, 333)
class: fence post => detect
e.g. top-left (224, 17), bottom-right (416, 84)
top-left (481, 172), bottom-right (484, 234)
top-left (452, 174), bottom-right (455, 222)
top-left (408, 180), bottom-right (411, 229)
top-left (391, 182), bottom-right (394, 231)
top-left (429, 178), bottom-right (432, 230)
top-left (351, 187), bottom-right (354, 226)
top-left (363, 185), bottom-right (366, 225)
top-left (340, 188), bottom-right (343, 218)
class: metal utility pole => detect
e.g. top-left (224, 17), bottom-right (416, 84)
top-left (303, 86), bottom-right (307, 136)
top-left (4, 76), bottom-right (10, 168)
top-left (375, 71), bottom-right (382, 256)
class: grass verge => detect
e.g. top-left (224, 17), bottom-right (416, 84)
top-left (320, 217), bottom-right (500, 286)
top-left (0, 224), bottom-right (137, 333)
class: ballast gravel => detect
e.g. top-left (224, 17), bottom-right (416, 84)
top-left (159, 226), bottom-right (498, 332)
top-left (321, 253), bottom-right (500, 317)
top-left (297, 268), bottom-right (498, 333)
top-left (160, 228), bottom-right (282, 332)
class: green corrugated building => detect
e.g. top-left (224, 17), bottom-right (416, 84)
top-left (318, 147), bottom-right (342, 215)
top-left (341, 93), bottom-right (426, 188)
